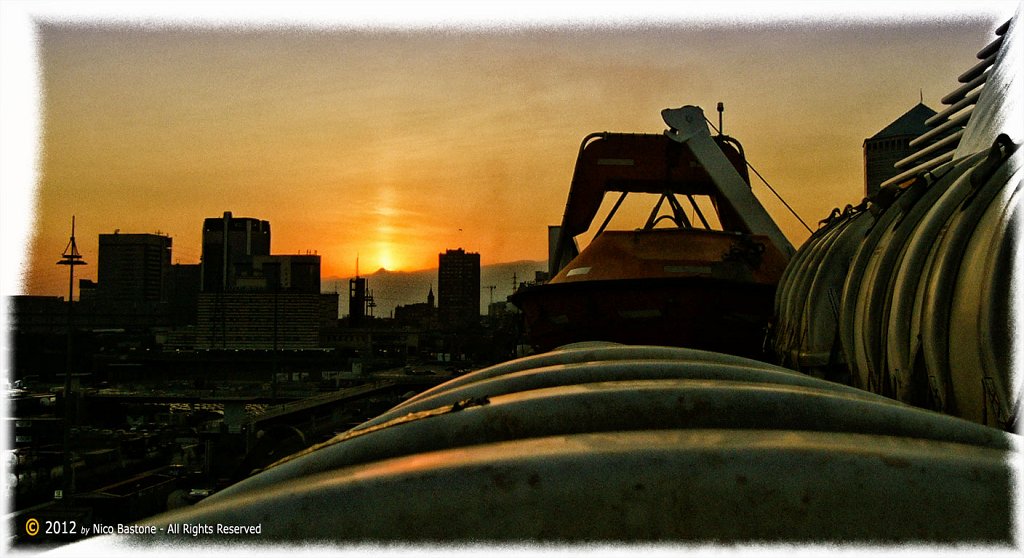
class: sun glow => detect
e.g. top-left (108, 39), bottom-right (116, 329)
top-left (375, 241), bottom-right (398, 271)
top-left (19, 13), bottom-right (1014, 300)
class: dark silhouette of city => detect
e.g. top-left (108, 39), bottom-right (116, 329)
top-left (7, 210), bottom-right (540, 547)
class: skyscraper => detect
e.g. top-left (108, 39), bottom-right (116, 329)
top-left (194, 213), bottom-right (326, 350)
top-left (97, 232), bottom-right (172, 312)
top-left (200, 211), bottom-right (271, 292)
top-left (438, 248), bottom-right (480, 330)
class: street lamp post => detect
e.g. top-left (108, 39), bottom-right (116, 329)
top-left (56, 216), bottom-right (86, 502)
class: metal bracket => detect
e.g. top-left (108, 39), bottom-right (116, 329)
top-left (662, 106), bottom-right (794, 257)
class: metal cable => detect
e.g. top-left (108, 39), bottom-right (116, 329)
top-left (705, 117), bottom-right (814, 234)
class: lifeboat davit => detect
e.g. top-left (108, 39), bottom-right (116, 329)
top-left (511, 105), bottom-right (794, 359)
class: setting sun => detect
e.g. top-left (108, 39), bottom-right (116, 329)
top-left (6, 6), bottom-right (1012, 301)
top-left (374, 243), bottom-right (398, 272)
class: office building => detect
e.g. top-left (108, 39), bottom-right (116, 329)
top-left (438, 248), bottom-right (480, 330)
top-left (194, 213), bottom-right (328, 349)
top-left (166, 263), bottom-right (201, 326)
top-left (195, 292), bottom-right (321, 349)
top-left (96, 232), bottom-right (172, 313)
top-left (237, 254), bottom-right (321, 293)
top-left (200, 211), bottom-right (271, 292)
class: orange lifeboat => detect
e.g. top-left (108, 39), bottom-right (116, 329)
top-left (512, 106), bottom-right (793, 359)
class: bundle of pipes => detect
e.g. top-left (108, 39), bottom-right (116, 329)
top-left (69, 343), bottom-right (1012, 544)
top-left (772, 12), bottom-right (1021, 430)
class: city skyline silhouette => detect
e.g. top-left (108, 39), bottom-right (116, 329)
top-left (4, 3), bottom-right (1014, 302)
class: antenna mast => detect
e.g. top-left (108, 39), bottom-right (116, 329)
top-left (56, 215), bottom-right (87, 501)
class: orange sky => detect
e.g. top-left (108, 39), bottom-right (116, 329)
top-left (2, 2), bottom-right (1017, 298)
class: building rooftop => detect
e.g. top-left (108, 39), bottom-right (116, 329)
top-left (868, 103), bottom-right (937, 140)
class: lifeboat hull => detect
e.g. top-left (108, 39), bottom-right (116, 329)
top-left (512, 228), bottom-right (785, 358)
top-left (512, 276), bottom-right (776, 358)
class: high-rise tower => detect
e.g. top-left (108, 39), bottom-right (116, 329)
top-left (97, 232), bottom-right (172, 311)
top-left (438, 248), bottom-right (480, 330)
top-left (200, 211), bottom-right (271, 292)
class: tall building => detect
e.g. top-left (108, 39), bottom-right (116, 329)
top-left (195, 292), bottom-right (321, 349)
top-left (195, 212), bottom-right (327, 350)
top-left (863, 103), bottom-right (937, 198)
top-left (348, 276), bottom-right (371, 326)
top-left (438, 248), bottom-right (480, 330)
top-left (200, 211), bottom-right (271, 292)
top-left (96, 232), bottom-right (172, 312)
top-left (237, 255), bottom-right (321, 293)
top-left (166, 263), bottom-right (201, 326)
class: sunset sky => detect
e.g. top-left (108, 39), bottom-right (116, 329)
top-left (1, 2), bottom-right (1018, 300)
